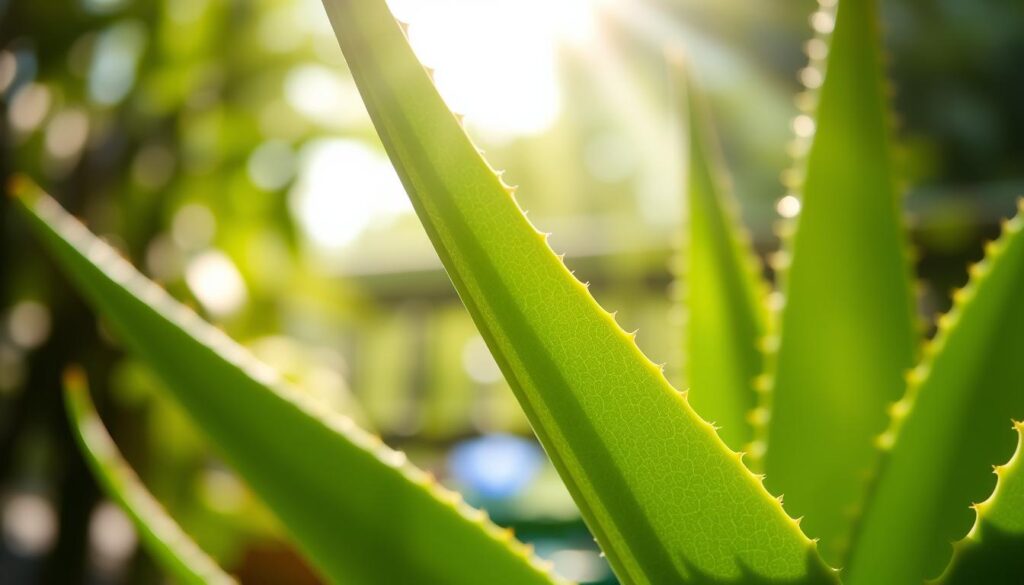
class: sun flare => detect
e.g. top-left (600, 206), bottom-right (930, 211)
top-left (386, 0), bottom-right (607, 141)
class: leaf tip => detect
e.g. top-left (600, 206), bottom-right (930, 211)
top-left (62, 364), bottom-right (88, 393)
top-left (7, 173), bottom-right (37, 202)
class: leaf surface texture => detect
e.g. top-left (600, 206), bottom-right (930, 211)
top-left (764, 0), bottom-right (917, 562)
top-left (674, 58), bottom-right (769, 453)
top-left (320, 1), bottom-right (837, 582)
top-left (845, 204), bottom-right (1024, 583)
top-left (938, 422), bottom-right (1024, 584)
top-left (15, 181), bottom-right (559, 585)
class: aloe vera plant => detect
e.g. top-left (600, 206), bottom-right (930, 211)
top-left (12, 0), bottom-right (1024, 583)
top-left (63, 368), bottom-right (238, 585)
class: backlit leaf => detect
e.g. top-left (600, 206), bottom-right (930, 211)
top-left (320, 1), bottom-right (837, 582)
top-left (14, 179), bottom-right (560, 585)
top-left (763, 0), bottom-right (918, 563)
top-left (845, 203), bottom-right (1024, 583)
top-left (672, 54), bottom-right (770, 453)
top-left (938, 422), bottom-right (1024, 584)
top-left (63, 368), bottom-right (237, 585)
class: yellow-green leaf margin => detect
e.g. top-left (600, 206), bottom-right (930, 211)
top-left (320, 1), bottom-right (837, 583)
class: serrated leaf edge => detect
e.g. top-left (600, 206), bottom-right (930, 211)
top-left (667, 49), bottom-right (774, 458)
top-left (755, 0), bottom-right (921, 539)
top-left (11, 177), bottom-right (568, 585)
top-left (931, 421), bottom-right (1024, 583)
top-left (848, 199), bottom-right (1024, 571)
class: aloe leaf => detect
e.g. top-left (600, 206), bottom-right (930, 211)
top-left (845, 203), bottom-right (1024, 584)
top-left (319, 2), bottom-right (836, 583)
top-left (937, 422), bottom-right (1024, 584)
top-left (12, 180), bottom-right (560, 585)
top-left (671, 54), bottom-right (770, 453)
top-left (63, 368), bottom-right (237, 585)
top-left (763, 0), bottom-right (917, 562)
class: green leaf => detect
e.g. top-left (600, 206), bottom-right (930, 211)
top-left (845, 203), bottom-right (1024, 584)
top-left (13, 179), bottom-right (560, 585)
top-left (319, 1), bottom-right (836, 583)
top-left (62, 368), bottom-right (237, 585)
top-left (763, 0), bottom-right (917, 562)
top-left (672, 54), bottom-right (770, 453)
top-left (938, 421), bottom-right (1024, 584)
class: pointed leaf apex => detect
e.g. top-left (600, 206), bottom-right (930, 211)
top-left (7, 173), bottom-right (35, 201)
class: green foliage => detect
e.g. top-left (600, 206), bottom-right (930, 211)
top-left (763, 0), bottom-right (918, 564)
top-left (11, 0), bottom-right (1024, 583)
top-left (13, 179), bottom-right (559, 585)
top-left (844, 206), bottom-right (1024, 584)
top-left (320, 1), bottom-right (835, 583)
top-left (938, 423), bottom-right (1024, 584)
top-left (63, 369), bottom-right (237, 585)
top-left (673, 53), bottom-right (770, 454)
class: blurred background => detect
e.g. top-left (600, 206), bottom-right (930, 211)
top-left (0, 0), bottom-right (1022, 582)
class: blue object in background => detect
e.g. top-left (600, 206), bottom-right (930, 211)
top-left (448, 434), bottom-right (544, 501)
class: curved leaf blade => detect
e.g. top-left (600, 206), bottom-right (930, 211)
top-left (764, 0), bottom-right (917, 562)
top-left (13, 180), bottom-right (560, 585)
top-left (845, 203), bottom-right (1024, 583)
top-left (320, 2), bottom-right (837, 583)
top-left (63, 368), bottom-right (237, 585)
top-left (672, 54), bottom-right (770, 453)
top-left (938, 422), bottom-right (1024, 584)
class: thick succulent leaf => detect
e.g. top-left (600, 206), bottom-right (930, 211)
top-left (672, 55), bottom-right (770, 453)
top-left (13, 180), bottom-right (560, 585)
top-left (63, 368), bottom-right (237, 585)
top-left (938, 422), bottom-right (1024, 584)
top-left (763, 0), bottom-right (917, 563)
top-left (845, 204), bottom-right (1024, 583)
top-left (319, 1), bottom-right (837, 583)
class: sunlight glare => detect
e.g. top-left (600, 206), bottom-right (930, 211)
top-left (289, 139), bottom-right (411, 250)
top-left (776, 194), bottom-right (802, 219)
top-left (185, 250), bottom-right (248, 317)
top-left (386, 0), bottom-right (604, 141)
top-left (284, 63), bottom-right (368, 130)
top-left (88, 502), bottom-right (137, 572)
